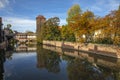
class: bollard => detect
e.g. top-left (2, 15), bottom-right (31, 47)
top-left (94, 45), bottom-right (98, 51)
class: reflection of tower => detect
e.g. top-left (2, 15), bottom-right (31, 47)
top-left (36, 45), bottom-right (46, 68)
top-left (36, 15), bottom-right (46, 44)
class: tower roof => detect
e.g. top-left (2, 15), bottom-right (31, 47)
top-left (36, 15), bottom-right (46, 19)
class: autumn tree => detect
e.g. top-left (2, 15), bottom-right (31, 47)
top-left (67, 4), bottom-right (83, 42)
top-left (98, 6), bottom-right (120, 45)
top-left (69, 10), bottom-right (95, 42)
top-left (112, 7), bottom-right (120, 45)
top-left (67, 4), bottom-right (82, 24)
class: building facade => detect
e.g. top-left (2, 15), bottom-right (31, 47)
top-left (15, 33), bottom-right (36, 44)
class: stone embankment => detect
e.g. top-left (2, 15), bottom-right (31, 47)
top-left (43, 40), bottom-right (120, 58)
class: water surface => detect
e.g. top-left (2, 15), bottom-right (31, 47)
top-left (0, 45), bottom-right (120, 80)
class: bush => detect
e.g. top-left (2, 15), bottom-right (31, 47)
top-left (94, 37), bottom-right (113, 44)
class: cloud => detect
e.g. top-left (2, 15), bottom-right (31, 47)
top-left (43, 12), bottom-right (67, 25)
top-left (60, 19), bottom-right (67, 26)
top-left (72, 0), bottom-right (120, 16)
top-left (92, 0), bottom-right (119, 16)
top-left (44, 12), bottom-right (66, 19)
top-left (3, 17), bottom-right (36, 32)
top-left (2, 16), bottom-right (67, 32)
top-left (0, 0), bottom-right (9, 9)
top-left (92, 0), bottom-right (119, 11)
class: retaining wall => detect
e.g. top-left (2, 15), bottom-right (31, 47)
top-left (43, 40), bottom-right (120, 58)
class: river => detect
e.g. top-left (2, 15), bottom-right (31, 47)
top-left (0, 44), bottom-right (120, 80)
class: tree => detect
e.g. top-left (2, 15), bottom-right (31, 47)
top-left (67, 4), bottom-right (82, 23)
top-left (7, 24), bottom-right (12, 29)
top-left (42, 17), bottom-right (61, 40)
top-left (25, 31), bottom-right (34, 34)
top-left (61, 25), bottom-right (76, 42)
top-left (4, 24), bottom-right (13, 34)
top-left (111, 7), bottom-right (120, 45)
top-left (37, 45), bottom-right (61, 73)
top-left (69, 10), bottom-right (95, 42)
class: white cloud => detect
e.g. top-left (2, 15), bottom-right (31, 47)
top-left (107, 0), bottom-right (119, 10)
top-left (0, 0), bottom-right (9, 9)
top-left (60, 19), bottom-right (67, 26)
top-left (44, 12), bottom-right (66, 19)
top-left (3, 17), bottom-right (36, 32)
top-left (44, 12), bottom-right (67, 25)
top-left (92, 0), bottom-right (119, 16)
top-left (72, 0), bottom-right (120, 16)
top-left (2, 17), bottom-right (67, 32)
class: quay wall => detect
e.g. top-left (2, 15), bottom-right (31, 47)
top-left (43, 45), bottom-right (120, 69)
top-left (43, 40), bottom-right (120, 58)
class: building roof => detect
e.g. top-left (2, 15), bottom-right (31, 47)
top-left (16, 32), bottom-right (36, 36)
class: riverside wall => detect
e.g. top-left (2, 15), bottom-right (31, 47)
top-left (43, 40), bottom-right (120, 58)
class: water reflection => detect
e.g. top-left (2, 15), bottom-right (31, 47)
top-left (0, 49), bottom-right (5, 80)
top-left (43, 45), bottom-right (120, 80)
top-left (15, 44), bottom-right (36, 52)
top-left (1, 44), bottom-right (120, 80)
top-left (37, 45), bottom-right (61, 73)
top-left (67, 59), bottom-right (103, 80)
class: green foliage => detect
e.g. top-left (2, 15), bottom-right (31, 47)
top-left (67, 4), bottom-right (82, 23)
top-left (7, 24), bottom-right (12, 29)
top-left (26, 31), bottom-right (34, 34)
top-left (61, 25), bottom-right (76, 42)
top-left (94, 37), bottom-right (113, 44)
top-left (4, 24), bottom-right (14, 34)
top-left (42, 17), bottom-right (61, 41)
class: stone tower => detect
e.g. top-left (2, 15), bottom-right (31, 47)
top-left (36, 15), bottom-right (46, 44)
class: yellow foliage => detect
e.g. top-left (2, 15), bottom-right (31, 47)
top-left (113, 36), bottom-right (120, 45)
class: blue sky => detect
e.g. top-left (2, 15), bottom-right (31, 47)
top-left (0, 0), bottom-right (120, 32)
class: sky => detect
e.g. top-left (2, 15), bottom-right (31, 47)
top-left (0, 0), bottom-right (120, 32)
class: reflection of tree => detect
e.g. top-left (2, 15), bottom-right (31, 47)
top-left (67, 58), bottom-right (105, 80)
top-left (0, 49), bottom-right (5, 80)
top-left (98, 66), bottom-right (120, 80)
top-left (62, 54), bottom-right (75, 60)
top-left (37, 45), bottom-right (61, 73)
top-left (66, 57), bottom-right (120, 80)
top-left (5, 45), bottom-right (14, 60)
top-left (113, 72), bottom-right (120, 80)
